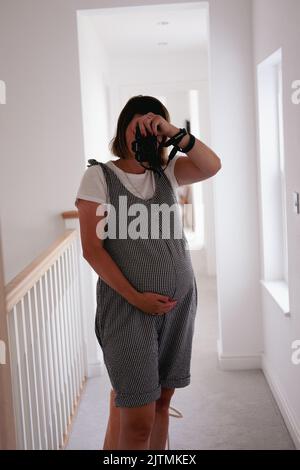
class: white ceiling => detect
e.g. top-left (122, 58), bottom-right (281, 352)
top-left (84, 2), bottom-right (209, 57)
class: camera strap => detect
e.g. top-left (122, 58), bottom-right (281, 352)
top-left (156, 128), bottom-right (188, 174)
top-left (132, 126), bottom-right (194, 177)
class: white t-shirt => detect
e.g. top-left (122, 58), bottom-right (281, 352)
top-left (75, 155), bottom-right (181, 207)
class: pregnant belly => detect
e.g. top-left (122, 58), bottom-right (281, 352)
top-left (105, 238), bottom-right (194, 298)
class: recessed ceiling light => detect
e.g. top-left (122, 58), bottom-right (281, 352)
top-left (157, 42), bottom-right (168, 46)
top-left (157, 21), bottom-right (169, 26)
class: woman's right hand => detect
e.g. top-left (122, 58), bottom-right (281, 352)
top-left (132, 292), bottom-right (178, 315)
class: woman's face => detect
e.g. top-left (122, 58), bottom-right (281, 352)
top-left (124, 113), bottom-right (163, 159)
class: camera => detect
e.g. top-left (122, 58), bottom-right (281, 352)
top-left (131, 124), bottom-right (163, 175)
top-left (131, 123), bottom-right (193, 176)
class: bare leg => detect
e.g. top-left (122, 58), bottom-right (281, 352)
top-left (149, 388), bottom-right (175, 450)
top-left (103, 389), bottom-right (120, 450)
top-left (118, 401), bottom-right (156, 450)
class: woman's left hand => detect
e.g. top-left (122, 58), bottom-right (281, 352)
top-left (135, 112), bottom-right (178, 139)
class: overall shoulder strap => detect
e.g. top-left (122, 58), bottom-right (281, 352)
top-left (87, 158), bottom-right (100, 167)
top-left (87, 159), bottom-right (113, 177)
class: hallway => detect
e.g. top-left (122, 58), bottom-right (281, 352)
top-left (67, 276), bottom-right (294, 450)
top-left (1, 0), bottom-right (300, 452)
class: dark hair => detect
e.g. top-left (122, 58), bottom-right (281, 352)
top-left (109, 95), bottom-right (170, 163)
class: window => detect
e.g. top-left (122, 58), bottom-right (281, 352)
top-left (256, 49), bottom-right (289, 314)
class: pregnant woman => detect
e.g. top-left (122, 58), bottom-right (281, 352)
top-left (75, 95), bottom-right (221, 450)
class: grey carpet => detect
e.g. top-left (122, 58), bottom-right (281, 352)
top-left (66, 275), bottom-right (295, 450)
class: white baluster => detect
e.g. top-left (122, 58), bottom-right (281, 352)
top-left (26, 291), bottom-right (42, 449)
top-left (43, 270), bottom-right (59, 449)
top-left (61, 252), bottom-right (75, 416)
top-left (68, 243), bottom-right (81, 395)
top-left (71, 241), bottom-right (85, 386)
top-left (64, 248), bottom-right (78, 403)
top-left (32, 284), bottom-right (48, 448)
top-left (20, 298), bottom-right (35, 448)
top-left (38, 277), bottom-right (54, 449)
top-left (53, 260), bottom-right (69, 437)
top-left (57, 256), bottom-right (72, 424)
top-left (10, 307), bottom-right (27, 449)
top-left (49, 264), bottom-right (65, 446)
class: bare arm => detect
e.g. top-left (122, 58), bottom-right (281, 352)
top-left (135, 114), bottom-right (222, 186)
top-left (76, 199), bottom-right (177, 314)
top-left (171, 128), bottom-right (222, 186)
top-left (174, 148), bottom-right (221, 186)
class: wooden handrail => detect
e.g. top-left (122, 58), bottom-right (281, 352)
top-left (5, 230), bottom-right (77, 313)
top-left (61, 211), bottom-right (78, 220)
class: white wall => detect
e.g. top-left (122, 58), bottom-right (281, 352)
top-left (77, 13), bottom-right (111, 164)
top-left (108, 50), bottom-right (208, 126)
top-left (209, 0), bottom-right (263, 367)
top-left (252, 0), bottom-right (300, 448)
top-left (0, 0), bottom-right (88, 284)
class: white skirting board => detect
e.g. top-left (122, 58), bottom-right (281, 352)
top-left (217, 340), bottom-right (262, 370)
top-left (262, 356), bottom-right (300, 450)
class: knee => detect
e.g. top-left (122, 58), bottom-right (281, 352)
top-left (156, 388), bottom-right (175, 413)
top-left (120, 406), bottom-right (155, 442)
top-left (126, 418), bottom-right (154, 442)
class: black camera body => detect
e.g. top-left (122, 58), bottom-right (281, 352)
top-left (131, 124), bottom-right (163, 175)
top-left (131, 123), bottom-right (192, 176)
